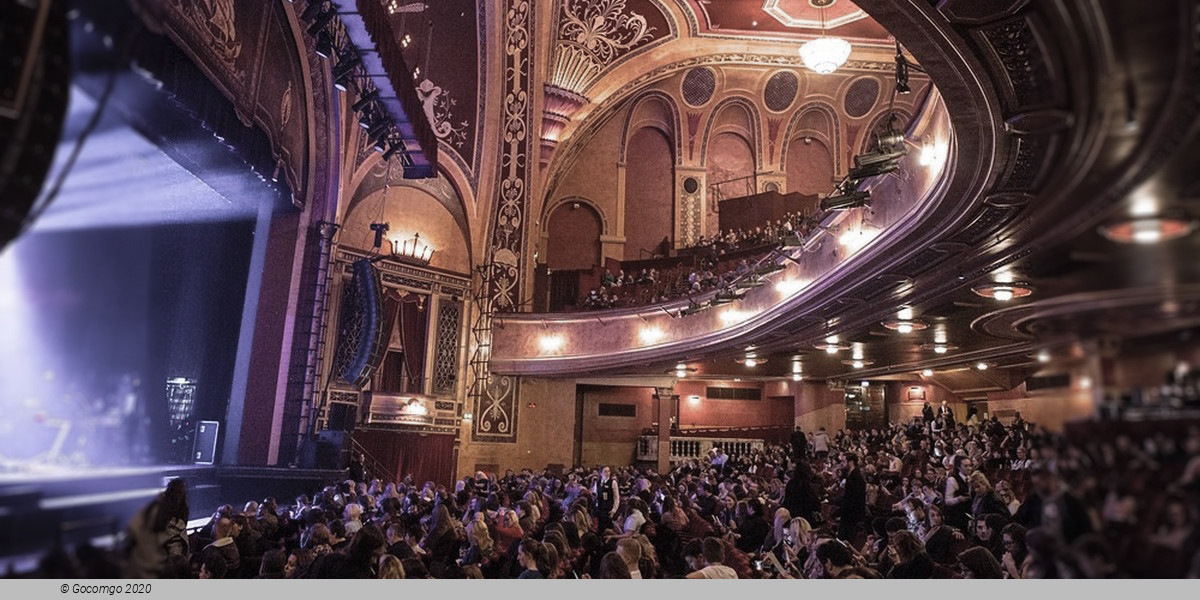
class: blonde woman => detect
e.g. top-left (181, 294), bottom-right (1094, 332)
top-left (377, 554), bottom-right (405, 579)
top-left (463, 511), bottom-right (495, 567)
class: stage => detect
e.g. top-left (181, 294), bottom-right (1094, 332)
top-left (0, 461), bottom-right (344, 572)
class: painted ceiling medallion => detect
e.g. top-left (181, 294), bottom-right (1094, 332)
top-left (763, 0), bottom-right (869, 29)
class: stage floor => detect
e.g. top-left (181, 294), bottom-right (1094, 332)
top-left (0, 461), bottom-right (344, 571)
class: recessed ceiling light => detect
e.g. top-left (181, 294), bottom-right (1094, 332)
top-left (1099, 213), bottom-right (1196, 244)
top-left (882, 318), bottom-right (928, 333)
top-left (972, 282), bottom-right (1034, 301)
top-left (920, 342), bottom-right (959, 354)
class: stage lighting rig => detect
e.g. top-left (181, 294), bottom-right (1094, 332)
top-left (847, 161), bottom-right (899, 182)
top-left (820, 190), bottom-right (871, 211)
top-left (369, 222), bottom-right (390, 249)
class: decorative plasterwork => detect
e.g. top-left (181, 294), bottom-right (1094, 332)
top-left (485, 0), bottom-right (534, 312)
top-left (553, 0), bottom-right (658, 93)
top-left (417, 78), bottom-right (471, 150)
top-left (762, 0), bottom-right (869, 29)
top-left (542, 1), bottom-right (671, 166)
top-left (470, 0), bottom-right (534, 445)
top-left (545, 52), bottom-right (893, 199)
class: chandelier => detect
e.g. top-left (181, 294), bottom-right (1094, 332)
top-left (393, 232), bottom-right (434, 264)
top-left (799, 5), bottom-right (851, 74)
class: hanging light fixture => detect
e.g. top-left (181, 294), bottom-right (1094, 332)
top-left (392, 233), bottom-right (435, 264)
top-left (799, 2), bottom-right (852, 75)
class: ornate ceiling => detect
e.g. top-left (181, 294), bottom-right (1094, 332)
top-left (488, 0), bottom-right (1200, 389)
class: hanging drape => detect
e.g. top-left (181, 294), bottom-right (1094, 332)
top-left (376, 293), bottom-right (403, 391)
top-left (353, 429), bottom-right (455, 487)
top-left (397, 296), bottom-right (428, 393)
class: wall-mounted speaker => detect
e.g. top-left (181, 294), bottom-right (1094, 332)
top-left (333, 259), bottom-right (388, 388)
top-left (193, 420), bottom-right (220, 465)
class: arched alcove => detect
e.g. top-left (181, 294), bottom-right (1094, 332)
top-left (786, 137), bottom-right (835, 196)
top-left (623, 127), bottom-right (675, 260)
top-left (342, 186), bottom-right (471, 275)
top-left (546, 200), bottom-right (602, 270)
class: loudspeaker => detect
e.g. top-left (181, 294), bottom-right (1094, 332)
top-left (334, 260), bottom-right (388, 388)
top-left (193, 420), bottom-right (220, 465)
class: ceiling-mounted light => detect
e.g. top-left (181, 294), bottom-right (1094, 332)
top-left (332, 53), bottom-right (362, 91)
top-left (815, 335), bottom-right (849, 354)
top-left (843, 359), bottom-right (873, 369)
top-left (314, 30), bottom-right (335, 59)
top-left (921, 369), bottom-right (934, 377)
top-left (972, 282), bottom-right (1034, 301)
top-left (820, 190), bottom-right (870, 211)
top-left (882, 318), bottom-right (928, 334)
top-left (352, 88), bottom-right (380, 113)
top-left (894, 42), bottom-right (911, 94)
top-left (799, 5), bottom-right (851, 75)
top-left (920, 342), bottom-right (959, 354)
top-left (1098, 212), bottom-right (1196, 245)
top-left (306, 5), bottom-right (336, 35)
top-left (1036, 349), bottom-right (1051, 364)
top-left (669, 364), bottom-right (697, 378)
top-left (735, 354), bottom-right (765, 368)
top-left (381, 140), bottom-right (404, 162)
top-left (975, 362), bottom-right (989, 371)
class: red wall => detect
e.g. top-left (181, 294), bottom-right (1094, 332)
top-left (547, 202), bottom-right (601, 270)
top-left (674, 380), bottom-right (793, 428)
top-left (786, 137), bottom-right (834, 196)
top-left (624, 128), bottom-right (674, 259)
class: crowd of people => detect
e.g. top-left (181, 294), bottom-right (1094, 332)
top-left (23, 408), bottom-right (1200, 579)
top-left (580, 211), bottom-right (824, 311)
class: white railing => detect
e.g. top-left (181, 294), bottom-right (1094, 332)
top-left (636, 436), bottom-right (764, 464)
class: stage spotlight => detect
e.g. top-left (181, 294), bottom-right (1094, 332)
top-left (352, 88), bottom-right (380, 112)
top-left (373, 131), bottom-right (392, 153)
top-left (820, 190), bottom-right (871, 211)
top-left (306, 6), bottom-right (336, 35)
top-left (382, 141), bottom-right (404, 162)
top-left (367, 121), bottom-right (390, 147)
top-left (369, 222), bottom-right (390, 249)
top-left (853, 146), bottom-right (907, 169)
top-left (315, 30), bottom-right (334, 59)
top-left (895, 50), bottom-right (911, 94)
top-left (300, 0), bottom-right (327, 22)
top-left (332, 54), bottom-right (361, 91)
top-left (876, 130), bottom-right (906, 151)
top-left (848, 161), bottom-right (899, 182)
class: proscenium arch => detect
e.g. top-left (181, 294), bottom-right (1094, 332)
top-left (619, 90), bottom-right (683, 164)
top-left (698, 95), bottom-right (764, 168)
top-left (780, 101), bottom-right (843, 175)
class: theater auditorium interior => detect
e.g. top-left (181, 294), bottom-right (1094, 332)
top-left (1, 0), bottom-right (1199, 581)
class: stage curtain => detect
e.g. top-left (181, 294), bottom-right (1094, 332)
top-left (376, 293), bottom-right (402, 392)
top-left (353, 429), bottom-right (455, 487)
top-left (398, 296), bottom-right (428, 393)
